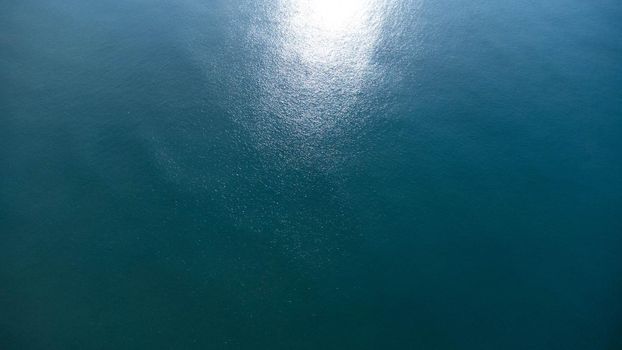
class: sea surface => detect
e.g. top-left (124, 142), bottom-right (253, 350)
top-left (1, 0), bottom-right (621, 348)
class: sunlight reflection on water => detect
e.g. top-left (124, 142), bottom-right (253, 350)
top-left (254, 0), bottom-right (390, 143)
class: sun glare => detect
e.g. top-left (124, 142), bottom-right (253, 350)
top-left (282, 0), bottom-right (378, 65)
top-left (253, 0), bottom-right (390, 140)
top-left (301, 0), bottom-right (369, 34)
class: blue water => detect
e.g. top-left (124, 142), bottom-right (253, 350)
top-left (1, 0), bottom-right (621, 348)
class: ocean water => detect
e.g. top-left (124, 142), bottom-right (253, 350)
top-left (1, 0), bottom-right (621, 348)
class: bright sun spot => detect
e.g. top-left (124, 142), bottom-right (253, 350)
top-left (301, 0), bottom-right (369, 34)
top-left (255, 0), bottom-right (390, 138)
top-left (282, 0), bottom-right (378, 66)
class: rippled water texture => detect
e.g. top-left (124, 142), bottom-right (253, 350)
top-left (2, 0), bottom-right (621, 348)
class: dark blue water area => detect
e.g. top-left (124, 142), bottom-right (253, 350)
top-left (1, 0), bottom-right (621, 348)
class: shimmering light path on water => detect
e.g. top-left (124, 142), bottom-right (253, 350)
top-left (1, 0), bottom-right (621, 348)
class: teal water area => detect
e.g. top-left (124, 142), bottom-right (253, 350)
top-left (1, 0), bottom-right (621, 348)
